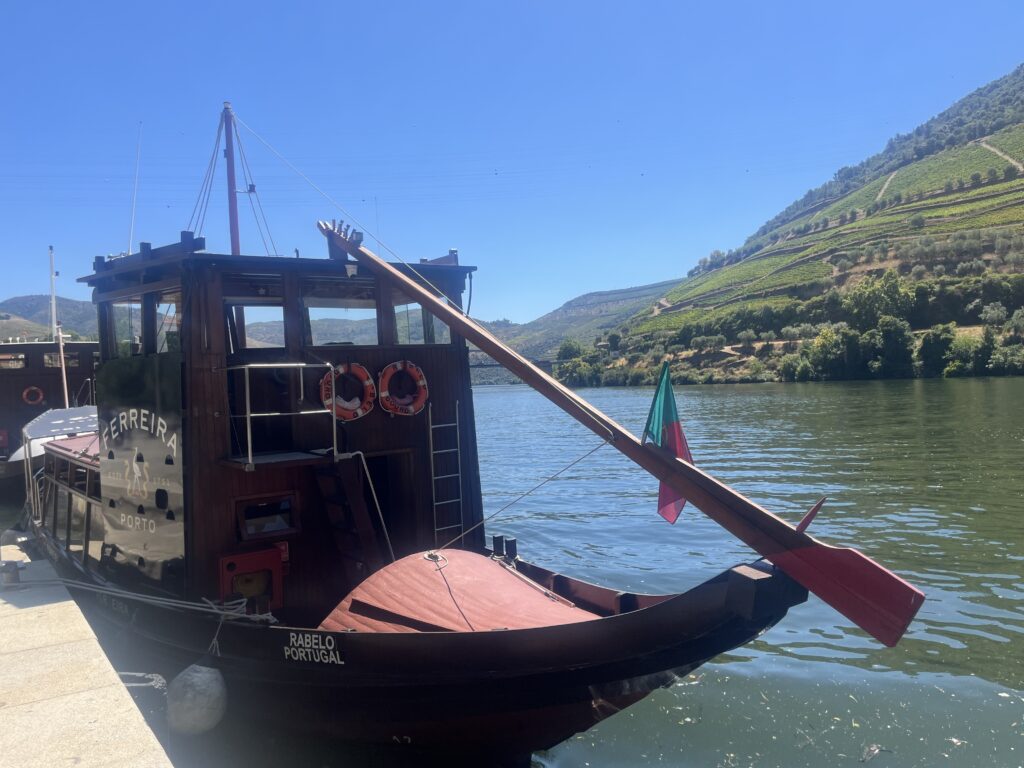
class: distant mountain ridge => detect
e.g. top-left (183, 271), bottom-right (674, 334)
top-left (0, 276), bottom-right (685, 357)
top-left (493, 278), bottom-right (682, 358)
top-left (0, 295), bottom-right (98, 338)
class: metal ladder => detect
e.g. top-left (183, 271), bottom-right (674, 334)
top-left (428, 401), bottom-right (463, 547)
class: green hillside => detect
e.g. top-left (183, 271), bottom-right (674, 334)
top-left (0, 312), bottom-right (51, 341)
top-left (497, 278), bottom-right (681, 359)
top-left (0, 295), bottom-right (99, 338)
top-left (554, 65), bottom-right (1024, 386)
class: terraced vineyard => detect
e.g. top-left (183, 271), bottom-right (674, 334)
top-left (549, 64), bottom-right (1024, 387)
top-left (633, 165), bottom-right (1024, 335)
top-left (985, 123), bottom-right (1024, 162)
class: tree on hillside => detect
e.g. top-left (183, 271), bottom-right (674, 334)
top-left (737, 329), bottom-right (757, 350)
top-left (842, 270), bottom-right (913, 331)
top-left (758, 330), bottom-right (776, 350)
top-left (944, 334), bottom-right (979, 377)
top-left (987, 168), bottom-right (999, 183)
top-left (909, 215), bottom-right (926, 229)
top-left (557, 358), bottom-right (598, 387)
top-left (557, 338), bottom-right (582, 360)
top-left (607, 332), bottom-right (621, 351)
top-left (980, 302), bottom-right (1008, 327)
top-left (1006, 165), bottom-right (1019, 181)
top-left (1006, 308), bottom-right (1024, 341)
top-left (971, 172), bottom-right (983, 187)
top-left (781, 326), bottom-right (799, 350)
top-left (944, 180), bottom-right (954, 193)
top-left (868, 316), bottom-right (915, 378)
top-left (917, 323), bottom-right (957, 377)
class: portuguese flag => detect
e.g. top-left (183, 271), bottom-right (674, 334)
top-left (641, 362), bottom-right (693, 524)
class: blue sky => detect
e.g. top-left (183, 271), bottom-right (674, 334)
top-left (2, 1), bottom-right (1022, 322)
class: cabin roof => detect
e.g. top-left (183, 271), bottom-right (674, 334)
top-left (79, 232), bottom-right (476, 288)
top-left (23, 406), bottom-right (98, 440)
top-left (46, 433), bottom-right (100, 468)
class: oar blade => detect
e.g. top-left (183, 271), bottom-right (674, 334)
top-left (771, 544), bottom-right (925, 647)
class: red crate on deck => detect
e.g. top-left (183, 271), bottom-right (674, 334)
top-left (218, 547), bottom-right (284, 611)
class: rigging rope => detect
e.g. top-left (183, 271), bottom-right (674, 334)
top-left (233, 114), bottom-right (459, 312)
top-left (187, 116), bottom-right (224, 236)
top-left (438, 439), bottom-right (607, 552)
top-left (233, 123), bottom-right (278, 256)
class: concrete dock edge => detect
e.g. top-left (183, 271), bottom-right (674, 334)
top-left (1, 539), bottom-right (173, 768)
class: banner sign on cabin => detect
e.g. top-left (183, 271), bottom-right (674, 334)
top-left (96, 353), bottom-right (185, 591)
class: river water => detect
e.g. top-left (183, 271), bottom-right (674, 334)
top-left (477, 378), bottom-right (1023, 767)
top-left (3, 378), bottom-right (1022, 766)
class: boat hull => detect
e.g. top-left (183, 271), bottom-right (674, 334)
top-left (34, 531), bottom-right (806, 752)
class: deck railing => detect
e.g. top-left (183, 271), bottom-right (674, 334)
top-left (225, 361), bottom-right (338, 471)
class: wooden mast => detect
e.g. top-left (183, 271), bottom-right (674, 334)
top-left (222, 102), bottom-right (246, 343)
top-left (317, 221), bottom-right (925, 647)
top-left (222, 102), bottom-right (241, 257)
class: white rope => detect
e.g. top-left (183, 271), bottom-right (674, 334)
top-left (9, 577), bottom-right (278, 624)
top-left (438, 439), bottom-right (607, 551)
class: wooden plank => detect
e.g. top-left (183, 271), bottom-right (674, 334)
top-left (318, 222), bottom-right (925, 647)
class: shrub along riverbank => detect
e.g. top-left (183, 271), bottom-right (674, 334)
top-left (554, 270), bottom-right (1024, 386)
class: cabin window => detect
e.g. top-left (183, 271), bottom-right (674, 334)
top-left (53, 486), bottom-right (70, 545)
top-left (112, 302), bottom-right (143, 357)
top-left (72, 465), bottom-right (89, 494)
top-left (225, 304), bottom-right (286, 351)
top-left (156, 292), bottom-right (183, 354)
top-left (223, 275), bottom-right (286, 352)
top-left (302, 279), bottom-right (378, 346)
top-left (236, 494), bottom-right (299, 541)
top-left (0, 353), bottom-right (26, 369)
top-left (391, 292), bottom-right (451, 345)
top-left (85, 501), bottom-right (106, 570)
top-left (35, 473), bottom-right (53, 526)
top-left (55, 458), bottom-right (70, 486)
top-left (87, 470), bottom-right (100, 500)
top-left (69, 495), bottom-right (87, 561)
top-left (44, 353), bottom-right (80, 368)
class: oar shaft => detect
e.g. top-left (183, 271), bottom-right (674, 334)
top-left (319, 223), bottom-right (924, 646)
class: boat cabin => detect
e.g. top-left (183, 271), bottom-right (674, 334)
top-left (0, 340), bottom-right (97, 477)
top-left (69, 231), bottom-right (483, 625)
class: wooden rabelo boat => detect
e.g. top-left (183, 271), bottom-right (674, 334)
top-left (0, 340), bottom-right (96, 480)
top-left (20, 106), bottom-right (924, 757)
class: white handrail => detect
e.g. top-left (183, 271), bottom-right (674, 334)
top-left (227, 360), bottom-right (338, 470)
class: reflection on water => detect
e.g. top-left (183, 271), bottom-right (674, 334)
top-left (3, 378), bottom-right (1022, 766)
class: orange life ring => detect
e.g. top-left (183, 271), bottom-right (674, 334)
top-left (319, 363), bottom-right (375, 421)
top-left (378, 360), bottom-right (429, 416)
top-left (22, 386), bottom-right (45, 406)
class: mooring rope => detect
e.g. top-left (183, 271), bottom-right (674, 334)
top-left (3, 576), bottom-right (277, 624)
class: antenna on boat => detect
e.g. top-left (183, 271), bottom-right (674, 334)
top-left (48, 245), bottom-right (58, 340)
top-left (48, 245), bottom-right (69, 408)
top-left (127, 121), bottom-right (143, 256)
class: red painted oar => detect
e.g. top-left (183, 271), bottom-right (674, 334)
top-left (318, 222), bottom-right (925, 647)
